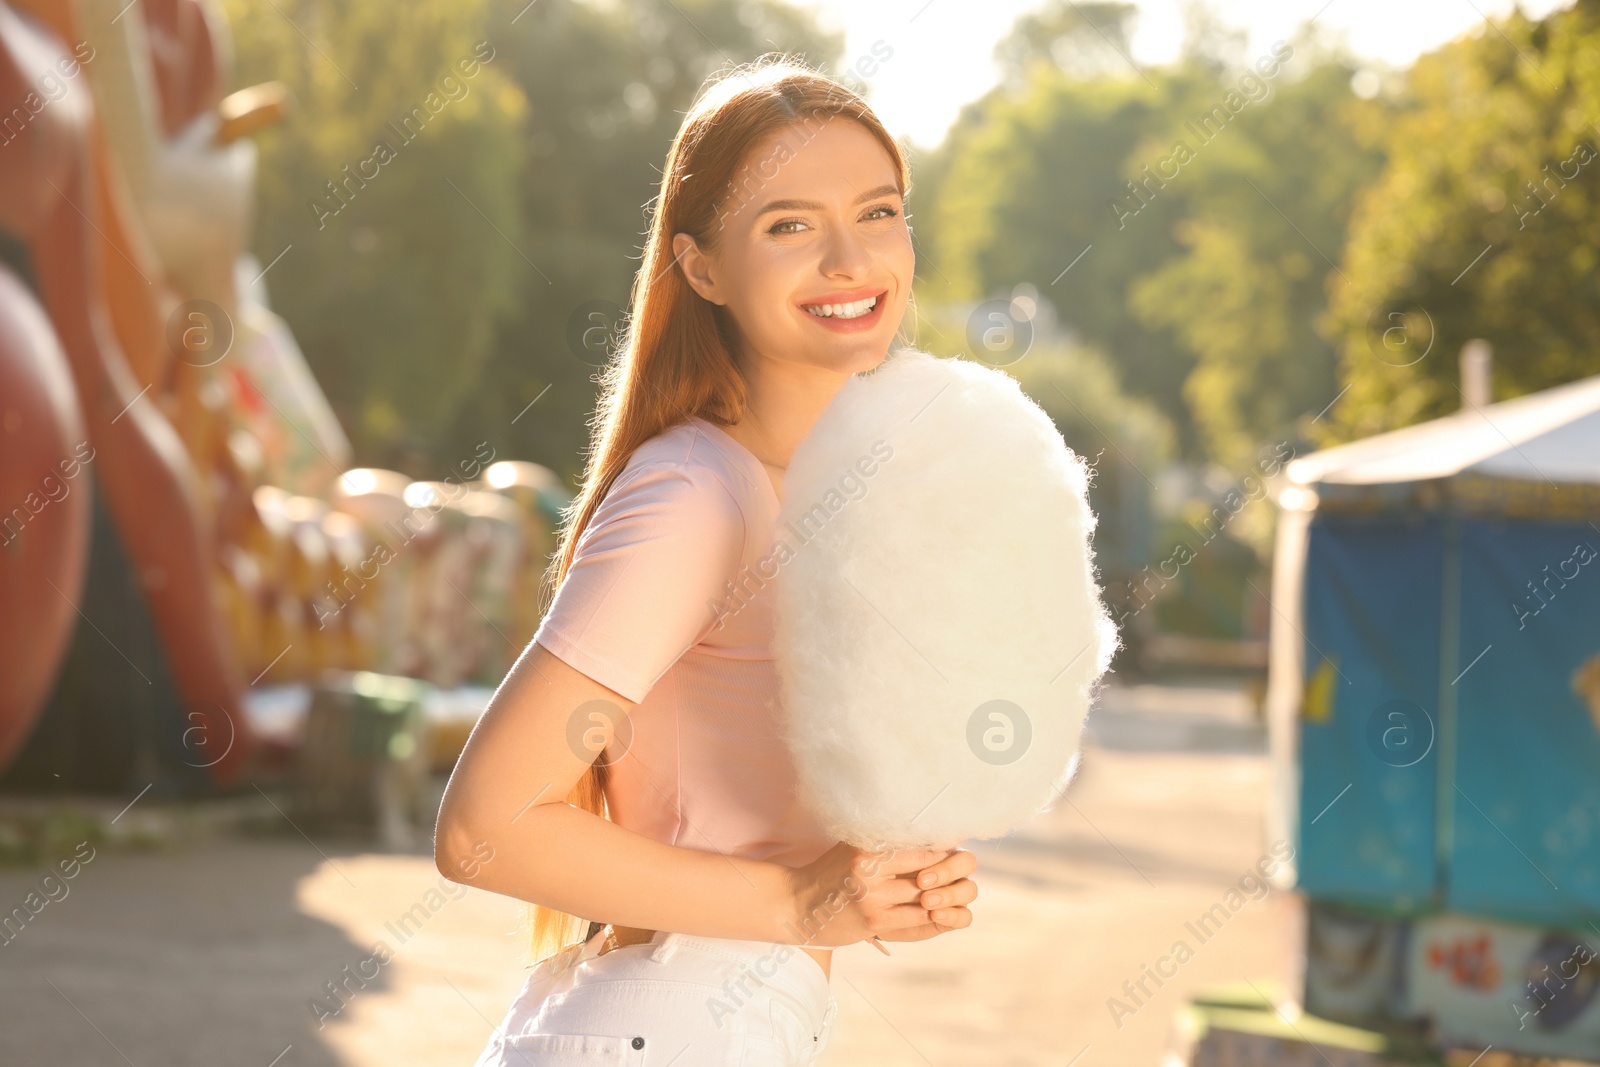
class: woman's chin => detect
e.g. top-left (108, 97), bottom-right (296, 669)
top-left (810, 335), bottom-right (896, 376)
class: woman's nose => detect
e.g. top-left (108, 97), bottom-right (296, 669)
top-left (818, 221), bottom-right (873, 278)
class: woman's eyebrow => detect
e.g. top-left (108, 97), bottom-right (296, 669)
top-left (755, 184), bottom-right (902, 216)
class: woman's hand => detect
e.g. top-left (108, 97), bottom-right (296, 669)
top-left (785, 841), bottom-right (978, 947)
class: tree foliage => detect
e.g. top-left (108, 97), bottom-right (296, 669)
top-left (916, 62), bottom-right (1200, 443)
top-left (915, 8), bottom-right (1391, 466)
top-left (224, 0), bottom-right (528, 465)
top-left (1129, 49), bottom-right (1388, 468)
top-left (1322, 0), bottom-right (1600, 442)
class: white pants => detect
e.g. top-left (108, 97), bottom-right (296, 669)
top-left (472, 926), bottom-right (840, 1066)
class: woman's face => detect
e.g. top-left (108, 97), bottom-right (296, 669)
top-left (673, 117), bottom-right (914, 377)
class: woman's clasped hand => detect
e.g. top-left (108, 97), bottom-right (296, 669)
top-left (786, 841), bottom-right (979, 947)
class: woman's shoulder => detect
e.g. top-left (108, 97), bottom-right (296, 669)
top-left (618, 416), bottom-right (765, 512)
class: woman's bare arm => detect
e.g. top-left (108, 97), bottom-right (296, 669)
top-left (434, 638), bottom-right (816, 943)
top-left (437, 636), bottom-right (980, 946)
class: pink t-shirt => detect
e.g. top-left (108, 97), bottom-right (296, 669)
top-left (531, 415), bottom-right (835, 868)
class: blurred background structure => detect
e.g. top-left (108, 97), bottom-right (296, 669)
top-left (0, 0), bottom-right (570, 812)
top-left (1, 0), bottom-right (1598, 1063)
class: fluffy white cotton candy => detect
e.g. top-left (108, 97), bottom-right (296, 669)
top-left (772, 347), bottom-right (1117, 850)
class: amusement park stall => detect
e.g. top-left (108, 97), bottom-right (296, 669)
top-left (1264, 374), bottom-right (1600, 1058)
top-left (0, 0), bottom-right (567, 817)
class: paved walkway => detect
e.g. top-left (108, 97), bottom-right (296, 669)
top-left (0, 679), bottom-right (1297, 1065)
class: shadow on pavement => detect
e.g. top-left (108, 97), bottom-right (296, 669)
top-left (0, 834), bottom-right (384, 1067)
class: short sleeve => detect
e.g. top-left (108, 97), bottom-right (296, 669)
top-left (532, 458), bottom-right (745, 702)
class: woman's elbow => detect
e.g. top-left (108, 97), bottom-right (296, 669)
top-left (435, 809), bottom-right (496, 883)
top-left (434, 800), bottom-right (498, 884)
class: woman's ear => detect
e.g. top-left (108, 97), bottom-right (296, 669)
top-left (672, 232), bottom-right (724, 305)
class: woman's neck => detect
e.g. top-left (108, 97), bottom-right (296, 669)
top-left (723, 351), bottom-right (853, 474)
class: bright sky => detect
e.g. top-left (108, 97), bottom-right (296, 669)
top-left (797, 0), bottom-right (1577, 149)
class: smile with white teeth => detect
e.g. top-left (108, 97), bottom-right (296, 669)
top-left (803, 295), bottom-right (879, 319)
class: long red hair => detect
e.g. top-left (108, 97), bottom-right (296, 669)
top-left (525, 54), bottom-right (912, 963)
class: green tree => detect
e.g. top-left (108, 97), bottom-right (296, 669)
top-left (916, 60), bottom-right (1202, 444)
top-left (224, 0), bottom-right (528, 467)
top-left (992, 0), bottom-right (1141, 85)
top-left (1128, 44), bottom-right (1389, 469)
top-left (920, 7), bottom-right (1393, 468)
top-left (1323, 0), bottom-right (1600, 442)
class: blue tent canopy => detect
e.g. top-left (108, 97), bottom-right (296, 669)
top-left (1266, 375), bottom-right (1600, 929)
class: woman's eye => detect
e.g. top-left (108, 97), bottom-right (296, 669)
top-left (771, 204), bottom-right (902, 235)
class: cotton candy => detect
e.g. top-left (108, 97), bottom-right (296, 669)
top-left (772, 347), bottom-right (1117, 850)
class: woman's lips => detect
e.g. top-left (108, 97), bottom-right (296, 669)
top-left (799, 290), bottom-right (889, 334)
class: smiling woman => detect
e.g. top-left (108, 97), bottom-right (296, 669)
top-left (434, 55), bottom-right (976, 1067)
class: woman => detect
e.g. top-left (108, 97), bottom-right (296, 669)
top-left (436, 56), bottom-right (979, 1065)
